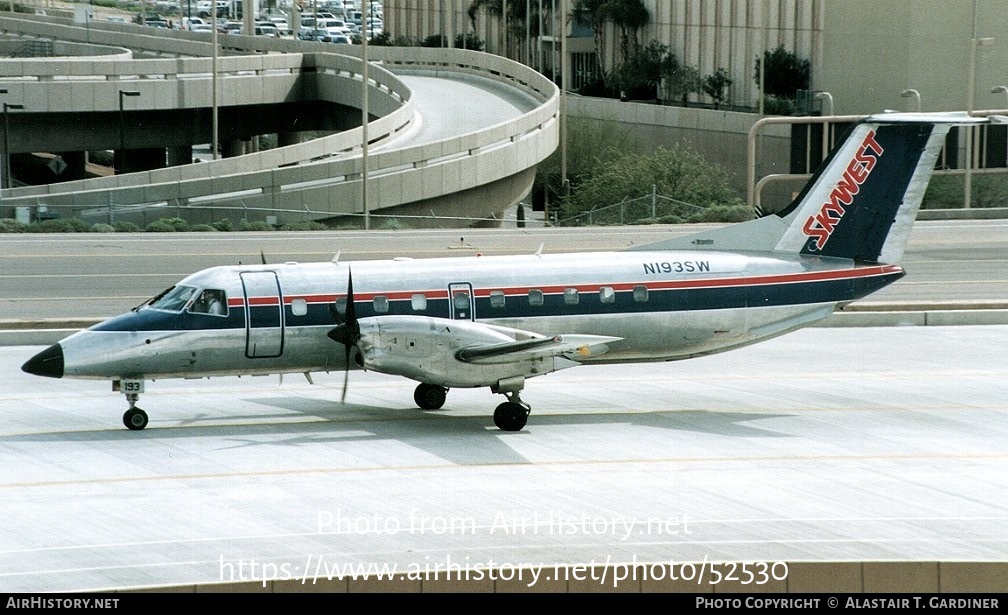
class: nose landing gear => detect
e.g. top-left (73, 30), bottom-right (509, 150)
top-left (115, 380), bottom-right (149, 430)
top-left (123, 394), bottom-right (149, 430)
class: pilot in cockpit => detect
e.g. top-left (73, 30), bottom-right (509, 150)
top-left (191, 289), bottom-right (226, 315)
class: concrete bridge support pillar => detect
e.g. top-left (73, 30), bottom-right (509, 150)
top-left (118, 148), bottom-right (166, 174)
top-left (55, 151), bottom-right (87, 181)
top-left (222, 139), bottom-right (244, 158)
top-left (167, 145), bottom-right (194, 166)
top-left (277, 132), bottom-right (301, 147)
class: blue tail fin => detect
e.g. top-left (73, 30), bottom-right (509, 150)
top-left (632, 112), bottom-right (1002, 262)
top-left (772, 114), bottom-right (955, 263)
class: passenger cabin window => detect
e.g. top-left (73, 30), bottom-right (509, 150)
top-left (334, 297), bottom-right (347, 317)
top-left (453, 292), bottom-right (470, 310)
top-left (564, 288), bottom-right (579, 305)
top-left (373, 295), bottom-right (389, 313)
top-left (633, 285), bottom-right (649, 302)
top-left (599, 286), bottom-right (615, 304)
top-left (411, 293), bottom-right (427, 311)
top-left (490, 290), bottom-right (505, 308)
top-left (291, 297), bottom-right (308, 316)
top-left (528, 289), bottom-right (544, 307)
top-left (189, 288), bottom-right (228, 316)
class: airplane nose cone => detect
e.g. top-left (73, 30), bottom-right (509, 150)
top-left (21, 344), bottom-right (64, 378)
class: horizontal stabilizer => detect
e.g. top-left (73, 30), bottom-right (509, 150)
top-left (456, 334), bottom-right (621, 364)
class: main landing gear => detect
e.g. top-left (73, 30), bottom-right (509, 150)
top-left (412, 380), bottom-right (531, 432)
top-left (414, 383), bottom-right (448, 410)
top-left (122, 393), bottom-right (149, 430)
top-left (493, 392), bottom-right (530, 432)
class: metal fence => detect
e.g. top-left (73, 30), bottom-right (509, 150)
top-left (555, 186), bottom-right (707, 226)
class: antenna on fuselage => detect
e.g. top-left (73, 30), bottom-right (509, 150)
top-left (332, 251), bottom-right (341, 264)
top-left (260, 250), bottom-right (267, 265)
top-left (535, 243), bottom-right (544, 258)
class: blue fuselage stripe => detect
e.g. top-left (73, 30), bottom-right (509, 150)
top-left (92, 270), bottom-right (902, 333)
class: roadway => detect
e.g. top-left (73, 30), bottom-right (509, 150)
top-left (2, 219), bottom-right (1007, 325)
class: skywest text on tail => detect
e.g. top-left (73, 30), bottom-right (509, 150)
top-left (22, 111), bottom-right (1004, 432)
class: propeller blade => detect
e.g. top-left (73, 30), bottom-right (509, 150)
top-left (326, 267), bottom-right (358, 404)
top-left (341, 345), bottom-right (350, 403)
top-left (343, 268), bottom-right (356, 329)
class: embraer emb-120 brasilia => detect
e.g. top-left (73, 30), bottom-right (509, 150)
top-left (22, 111), bottom-right (1002, 432)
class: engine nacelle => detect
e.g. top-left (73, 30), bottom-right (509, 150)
top-left (355, 315), bottom-right (582, 388)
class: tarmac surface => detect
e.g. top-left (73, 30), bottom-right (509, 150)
top-left (3, 325), bottom-right (1007, 592)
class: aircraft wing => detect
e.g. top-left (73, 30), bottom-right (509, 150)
top-left (455, 333), bottom-right (621, 364)
top-left (351, 315), bottom-right (621, 388)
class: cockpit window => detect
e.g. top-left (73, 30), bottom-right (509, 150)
top-left (189, 289), bottom-right (228, 316)
top-left (148, 285), bottom-right (198, 312)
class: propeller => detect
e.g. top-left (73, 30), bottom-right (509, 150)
top-left (327, 268), bottom-right (360, 402)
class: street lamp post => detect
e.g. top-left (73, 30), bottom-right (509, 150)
top-left (965, 36), bottom-right (995, 208)
top-left (810, 91), bottom-right (834, 160)
top-left (0, 87), bottom-right (8, 190)
top-left (117, 90), bottom-right (140, 175)
top-left (361, 0), bottom-right (369, 230)
top-left (3, 101), bottom-right (24, 190)
top-left (814, 91), bottom-right (833, 116)
top-left (993, 85), bottom-right (1008, 107)
top-left (899, 89), bottom-right (921, 112)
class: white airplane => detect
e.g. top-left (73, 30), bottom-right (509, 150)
top-left (22, 111), bottom-right (1000, 432)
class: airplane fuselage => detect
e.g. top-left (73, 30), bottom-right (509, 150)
top-left (49, 249), bottom-right (902, 382)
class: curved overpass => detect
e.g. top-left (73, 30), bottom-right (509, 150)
top-left (0, 14), bottom-right (559, 227)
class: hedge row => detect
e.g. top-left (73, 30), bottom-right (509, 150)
top-left (0, 217), bottom-right (336, 233)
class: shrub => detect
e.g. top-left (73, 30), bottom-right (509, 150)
top-left (145, 220), bottom-right (177, 232)
top-left (28, 218), bottom-right (93, 232)
top-left (380, 218), bottom-right (406, 230)
top-left (189, 223), bottom-right (218, 232)
top-left (160, 217), bottom-right (189, 231)
top-left (685, 203), bottom-right (754, 223)
top-left (761, 94), bottom-right (795, 116)
top-left (0, 218), bottom-right (26, 232)
top-left (113, 221), bottom-right (143, 232)
top-left (212, 219), bottom-right (234, 232)
top-left (239, 220), bottom-right (275, 231)
top-left (281, 220), bottom-right (330, 231)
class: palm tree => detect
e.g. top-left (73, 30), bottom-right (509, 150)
top-left (609, 0), bottom-right (648, 64)
top-left (573, 0), bottom-right (648, 77)
top-left (468, 0), bottom-right (540, 58)
top-left (573, 0), bottom-right (615, 75)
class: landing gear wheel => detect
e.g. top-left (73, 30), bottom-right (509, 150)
top-left (493, 401), bottom-right (529, 432)
top-left (123, 407), bottom-right (149, 430)
top-left (414, 383), bottom-right (448, 410)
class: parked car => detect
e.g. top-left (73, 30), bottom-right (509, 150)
top-left (267, 16), bottom-right (291, 35)
top-left (298, 28), bottom-right (334, 42)
top-left (254, 22), bottom-right (280, 37)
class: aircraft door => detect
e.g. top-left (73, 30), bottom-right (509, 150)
top-left (241, 271), bottom-right (284, 358)
top-left (448, 282), bottom-right (475, 321)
